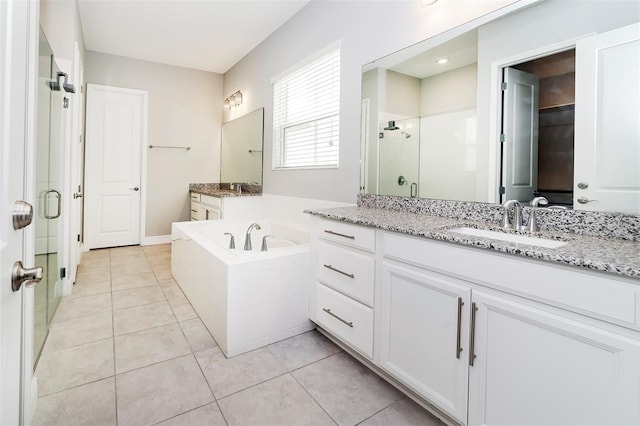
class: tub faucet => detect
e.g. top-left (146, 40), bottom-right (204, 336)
top-left (502, 199), bottom-right (523, 230)
top-left (243, 223), bottom-right (261, 250)
top-left (224, 232), bottom-right (235, 249)
top-left (261, 235), bottom-right (273, 252)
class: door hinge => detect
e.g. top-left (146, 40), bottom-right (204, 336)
top-left (63, 97), bottom-right (69, 109)
top-left (77, 234), bottom-right (81, 242)
top-left (500, 134), bottom-right (506, 143)
top-left (79, 134), bottom-right (83, 144)
top-left (500, 186), bottom-right (506, 195)
top-left (501, 82), bottom-right (507, 91)
top-left (60, 267), bottom-right (66, 279)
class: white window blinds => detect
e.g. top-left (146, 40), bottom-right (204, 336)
top-left (273, 47), bottom-right (340, 169)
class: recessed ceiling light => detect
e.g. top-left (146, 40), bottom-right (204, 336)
top-left (437, 57), bottom-right (449, 65)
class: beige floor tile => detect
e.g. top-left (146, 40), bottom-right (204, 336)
top-left (112, 285), bottom-right (166, 310)
top-left (292, 352), bottom-right (403, 426)
top-left (360, 397), bottom-right (444, 426)
top-left (142, 244), bottom-right (170, 256)
top-left (193, 346), bottom-right (226, 369)
top-left (36, 338), bottom-right (114, 396)
top-left (111, 269), bottom-right (157, 291)
top-left (33, 377), bottom-right (116, 426)
top-left (45, 311), bottom-right (113, 352)
top-left (116, 355), bottom-right (213, 426)
top-left (52, 293), bottom-right (112, 322)
top-left (218, 374), bottom-right (335, 425)
top-left (179, 318), bottom-right (217, 352)
top-left (152, 266), bottom-right (174, 281)
top-left (158, 278), bottom-right (180, 290)
top-left (168, 299), bottom-right (198, 321)
top-left (110, 246), bottom-right (144, 257)
top-left (267, 330), bottom-right (342, 371)
top-left (162, 286), bottom-right (188, 303)
top-left (197, 347), bottom-right (287, 399)
top-left (115, 323), bottom-right (191, 374)
top-left (75, 268), bottom-right (110, 284)
top-left (155, 403), bottom-right (226, 426)
top-left (71, 279), bottom-right (111, 298)
top-left (113, 301), bottom-right (176, 336)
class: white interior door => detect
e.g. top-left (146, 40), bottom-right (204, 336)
top-left (502, 67), bottom-right (539, 203)
top-left (574, 22), bottom-right (640, 214)
top-left (0, 0), bottom-right (38, 424)
top-left (85, 84), bottom-right (147, 249)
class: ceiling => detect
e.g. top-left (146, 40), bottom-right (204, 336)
top-left (77, 0), bottom-right (310, 74)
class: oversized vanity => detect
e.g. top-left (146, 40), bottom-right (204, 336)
top-left (306, 201), bottom-right (640, 426)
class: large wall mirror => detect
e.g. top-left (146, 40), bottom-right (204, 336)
top-left (221, 108), bottom-right (264, 185)
top-left (361, 0), bottom-right (640, 215)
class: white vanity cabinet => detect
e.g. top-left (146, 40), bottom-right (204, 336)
top-left (380, 261), bottom-right (471, 424)
top-left (312, 220), bottom-right (376, 358)
top-left (310, 217), bottom-right (640, 425)
top-left (189, 192), bottom-right (261, 221)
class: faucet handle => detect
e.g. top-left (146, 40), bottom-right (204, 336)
top-left (261, 235), bottom-right (273, 252)
top-left (530, 197), bottom-right (549, 208)
top-left (224, 232), bottom-right (235, 249)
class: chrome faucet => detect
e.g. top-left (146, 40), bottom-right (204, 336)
top-left (237, 183), bottom-right (242, 195)
top-left (243, 223), bottom-right (261, 250)
top-left (502, 199), bottom-right (523, 230)
top-left (527, 197), bottom-right (549, 232)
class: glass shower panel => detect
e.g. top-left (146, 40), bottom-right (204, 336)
top-left (34, 28), bottom-right (66, 367)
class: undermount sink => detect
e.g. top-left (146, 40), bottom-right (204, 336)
top-left (448, 226), bottom-right (568, 249)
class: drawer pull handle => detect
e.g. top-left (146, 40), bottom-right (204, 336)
top-left (322, 308), bottom-right (353, 328)
top-left (469, 302), bottom-right (478, 366)
top-left (324, 229), bottom-right (355, 240)
top-left (456, 297), bottom-right (464, 359)
top-left (323, 264), bottom-right (355, 279)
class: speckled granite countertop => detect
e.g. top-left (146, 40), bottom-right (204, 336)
top-left (189, 183), bottom-right (262, 198)
top-left (306, 206), bottom-right (640, 279)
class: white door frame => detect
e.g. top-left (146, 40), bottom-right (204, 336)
top-left (486, 36), bottom-right (589, 204)
top-left (84, 84), bottom-right (148, 250)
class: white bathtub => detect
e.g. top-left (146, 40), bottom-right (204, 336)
top-left (171, 219), bottom-right (314, 357)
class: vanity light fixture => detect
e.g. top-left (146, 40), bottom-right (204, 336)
top-left (437, 57), bottom-right (449, 65)
top-left (225, 90), bottom-right (243, 110)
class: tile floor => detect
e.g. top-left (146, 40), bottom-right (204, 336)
top-left (33, 244), bottom-right (444, 426)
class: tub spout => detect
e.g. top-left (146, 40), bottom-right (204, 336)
top-left (243, 223), bottom-right (261, 251)
top-left (224, 232), bottom-right (235, 249)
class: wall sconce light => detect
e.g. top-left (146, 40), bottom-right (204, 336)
top-left (225, 90), bottom-right (243, 110)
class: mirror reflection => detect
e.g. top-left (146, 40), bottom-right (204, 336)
top-left (361, 0), bottom-right (640, 214)
top-left (220, 108), bottom-right (264, 185)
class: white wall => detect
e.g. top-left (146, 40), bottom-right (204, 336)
top-left (223, 0), bottom-right (520, 203)
top-left (84, 52), bottom-right (223, 236)
top-left (421, 63), bottom-right (477, 116)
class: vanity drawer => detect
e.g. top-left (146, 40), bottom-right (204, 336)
top-left (190, 192), bottom-right (201, 202)
top-left (317, 219), bottom-right (375, 253)
top-left (317, 241), bottom-right (374, 307)
top-left (201, 194), bottom-right (222, 208)
top-left (315, 283), bottom-right (374, 358)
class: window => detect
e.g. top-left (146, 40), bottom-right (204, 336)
top-left (272, 46), bottom-right (340, 169)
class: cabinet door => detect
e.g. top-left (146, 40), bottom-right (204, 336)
top-left (468, 291), bottom-right (640, 426)
top-left (380, 261), bottom-right (471, 424)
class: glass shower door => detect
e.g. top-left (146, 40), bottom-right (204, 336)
top-left (34, 28), bottom-right (65, 367)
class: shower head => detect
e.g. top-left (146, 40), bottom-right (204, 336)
top-left (383, 120), bottom-right (399, 131)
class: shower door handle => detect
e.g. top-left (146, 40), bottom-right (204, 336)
top-left (410, 183), bottom-right (418, 198)
top-left (44, 189), bottom-right (62, 219)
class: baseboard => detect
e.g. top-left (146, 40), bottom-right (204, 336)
top-left (141, 234), bottom-right (171, 246)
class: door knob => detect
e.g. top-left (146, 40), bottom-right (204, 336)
top-left (12, 261), bottom-right (43, 292)
top-left (130, 187), bottom-right (139, 191)
top-left (577, 197), bottom-right (597, 204)
top-left (73, 192), bottom-right (83, 199)
top-left (12, 200), bottom-right (33, 230)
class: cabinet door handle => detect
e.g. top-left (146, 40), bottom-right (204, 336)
top-left (469, 302), bottom-right (478, 366)
top-left (322, 308), bottom-right (353, 328)
top-left (324, 229), bottom-right (355, 240)
top-left (323, 264), bottom-right (355, 279)
top-left (456, 297), bottom-right (464, 359)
